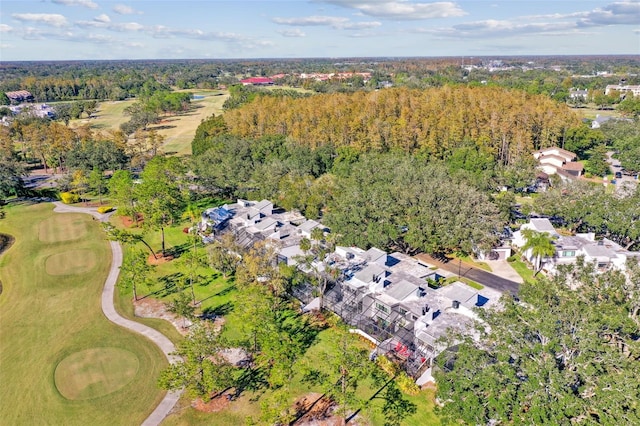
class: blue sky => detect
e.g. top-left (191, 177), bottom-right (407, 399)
top-left (1, 1), bottom-right (638, 61)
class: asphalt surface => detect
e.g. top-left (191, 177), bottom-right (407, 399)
top-left (414, 253), bottom-right (521, 295)
top-left (53, 202), bottom-right (182, 425)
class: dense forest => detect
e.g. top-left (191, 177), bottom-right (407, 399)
top-left (222, 86), bottom-right (581, 164)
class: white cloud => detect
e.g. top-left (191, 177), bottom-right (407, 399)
top-left (277, 28), bottom-right (306, 37)
top-left (272, 15), bottom-right (381, 30)
top-left (340, 21), bottom-right (382, 30)
top-left (0, 24), bottom-right (13, 33)
top-left (273, 15), bottom-right (349, 26)
top-left (431, 19), bottom-right (578, 39)
top-left (13, 13), bottom-right (68, 27)
top-left (0, 43), bottom-right (13, 49)
top-left (578, 1), bottom-right (640, 26)
top-left (113, 22), bottom-right (144, 31)
top-left (75, 19), bottom-right (143, 31)
top-left (113, 4), bottom-right (142, 15)
top-left (319, 1), bottom-right (467, 20)
top-left (52, 0), bottom-right (98, 9)
top-left (428, 1), bottom-right (639, 40)
top-left (94, 14), bottom-right (111, 24)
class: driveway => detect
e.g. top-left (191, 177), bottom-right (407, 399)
top-left (607, 151), bottom-right (638, 196)
top-left (414, 253), bottom-right (521, 295)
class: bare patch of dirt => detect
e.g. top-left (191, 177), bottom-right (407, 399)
top-left (191, 391), bottom-right (232, 413)
top-left (148, 253), bottom-right (174, 265)
top-left (119, 214), bottom-right (143, 228)
top-left (133, 297), bottom-right (226, 336)
top-left (134, 297), bottom-right (189, 335)
top-left (293, 393), bottom-right (344, 426)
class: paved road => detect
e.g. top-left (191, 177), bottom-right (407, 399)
top-left (414, 253), bottom-right (521, 295)
top-left (53, 202), bottom-right (182, 425)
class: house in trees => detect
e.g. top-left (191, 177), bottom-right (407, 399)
top-left (204, 198), bottom-right (504, 381)
top-left (533, 146), bottom-right (583, 179)
top-left (513, 218), bottom-right (640, 274)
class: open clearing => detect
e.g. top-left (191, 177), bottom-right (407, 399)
top-left (0, 202), bottom-right (167, 426)
top-left (71, 90), bottom-right (228, 156)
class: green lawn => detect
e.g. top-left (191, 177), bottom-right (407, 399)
top-left (508, 255), bottom-right (538, 284)
top-left (0, 202), bottom-right (167, 426)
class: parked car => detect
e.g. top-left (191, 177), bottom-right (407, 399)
top-left (615, 171), bottom-right (622, 179)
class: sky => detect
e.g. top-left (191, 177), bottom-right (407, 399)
top-left (0, 1), bottom-right (638, 61)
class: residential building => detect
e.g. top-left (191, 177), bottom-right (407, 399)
top-left (533, 146), bottom-right (583, 179)
top-left (513, 218), bottom-right (640, 274)
top-left (202, 199), bottom-right (504, 379)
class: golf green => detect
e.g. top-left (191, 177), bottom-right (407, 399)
top-left (55, 348), bottom-right (139, 400)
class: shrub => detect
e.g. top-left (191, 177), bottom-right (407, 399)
top-left (97, 206), bottom-right (114, 214)
top-left (376, 355), bottom-right (399, 376)
top-left (507, 254), bottom-right (518, 263)
top-left (396, 371), bottom-right (420, 396)
top-left (60, 192), bottom-right (79, 204)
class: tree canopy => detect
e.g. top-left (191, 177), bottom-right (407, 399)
top-left (435, 262), bottom-right (640, 425)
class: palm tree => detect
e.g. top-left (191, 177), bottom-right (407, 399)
top-left (521, 229), bottom-right (557, 276)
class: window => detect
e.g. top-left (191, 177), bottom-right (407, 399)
top-left (562, 250), bottom-right (575, 257)
top-left (375, 303), bottom-right (389, 313)
top-left (398, 308), bottom-right (408, 315)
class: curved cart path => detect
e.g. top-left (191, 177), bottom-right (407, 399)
top-left (53, 202), bottom-right (182, 425)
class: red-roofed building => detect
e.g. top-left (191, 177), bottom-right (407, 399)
top-left (240, 77), bottom-right (274, 86)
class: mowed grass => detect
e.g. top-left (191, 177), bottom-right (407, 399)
top-left (54, 347), bottom-right (139, 400)
top-left (0, 202), bottom-right (167, 426)
top-left (70, 90), bottom-right (229, 157)
top-left (158, 91), bottom-right (228, 156)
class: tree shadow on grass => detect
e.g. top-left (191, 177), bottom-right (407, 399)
top-left (234, 366), bottom-right (268, 400)
top-left (199, 284), bottom-right (236, 303)
top-left (167, 242), bottom-right (191, 258)
top-left (153, 272), bottom-right (185, 297)
top-left (200, 302), bottom-right (234, 319)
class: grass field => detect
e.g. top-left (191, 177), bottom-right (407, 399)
top-left (70, 90), bottom-right (229, 157)
top-left (0, 202), bottom-right (167, 426)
